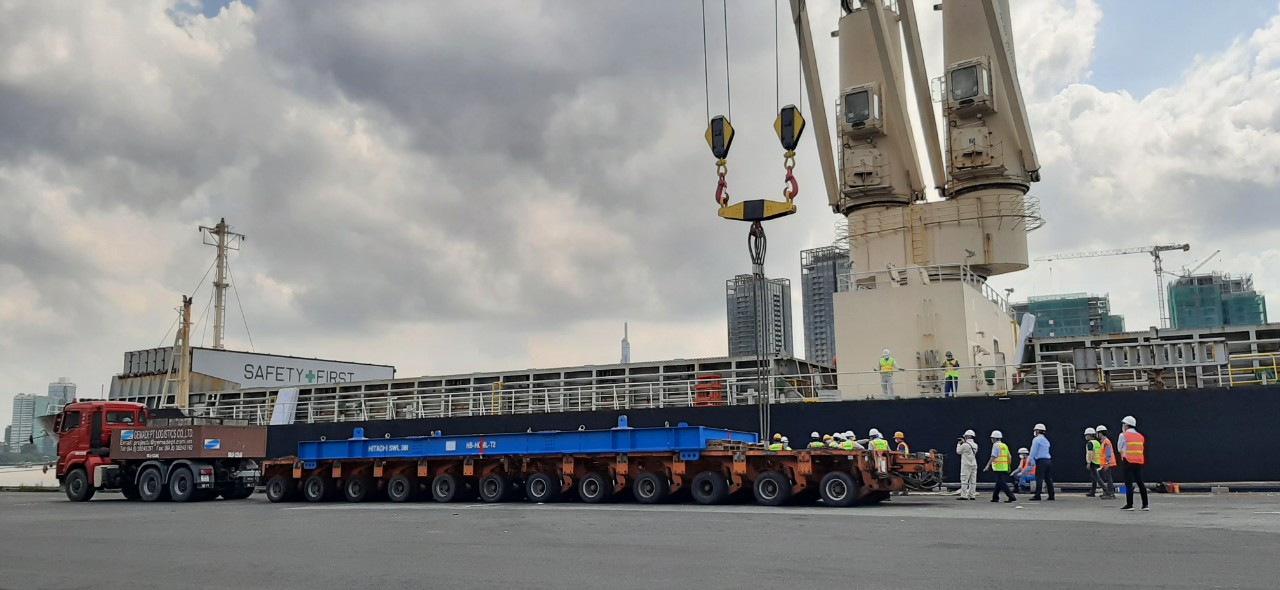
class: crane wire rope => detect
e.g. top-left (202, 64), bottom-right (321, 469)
top-left (701, 0), bottom-right (711, 123)
top-left (198, 287), bottom-right (215, 347)
top-left (722, 0), bottom-right (732, 121)
top-left (160, 257), bottom-right (218, 346)
top-left (225, 259), bottom-right (256, 353)
top-left (774, 0), bottom-right (780, 113)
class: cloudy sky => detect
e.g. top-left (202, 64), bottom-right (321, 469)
top-left (3, 0), bottom-right (1279, 427)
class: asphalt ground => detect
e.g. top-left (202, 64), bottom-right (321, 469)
top-left (2, 491), bottom-right (1278, 589)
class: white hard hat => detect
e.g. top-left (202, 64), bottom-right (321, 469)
top-left (834, 433), bottom-right (846, 441)
top-left (990, 430), bottom-right (1003, 439)
top-left (1096, 425), bottom-right (1108, 432)
top-left (963, 429), bottom-right (976, 437)
top-left (811, 431), bottom-right (820, 438)
top-left (1121, 415), bottom-right (1137, 427)
top-left (1084, 427), bottom-right (1096, 435)
top-left (781, 436), bottom-right (789, 442)
top-left (1034, 423), bottom-right (1047, 432)
top-left (882, 349), bottom-right (891, 357)
top-left (1018, 447), bottom-right (1029, 454)
top-left (868, 428), bottom-right (882, 438)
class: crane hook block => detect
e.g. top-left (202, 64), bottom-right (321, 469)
top-left (718, 199), bottom-right (797, 222)
top-left (706, 116), bottom-right (734, 160)
top-left (774, 105), bottom-right (805, 152)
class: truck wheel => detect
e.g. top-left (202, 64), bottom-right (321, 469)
top-left (169, 467), bottom-right (196, 503)
top-left (65, 469), bottom-right (95, 502)
top-left (819, 472), bottom-right (859, 507)
top-left (121, 483), bottom-right (141, 501)
top-left (578, 472), bottom-right (613, 504)
top-left (266, 476), bottom-right (296, 503)
top-left (632, 472), bottom-right (669, 504)
top-left (343, 476), bottom-right (373, 503)
top-left (525, 473), bottom-right (562, 503)
top-left (478, 473), bottom-right (512, 503)
top-left (138, 468), bottom-right (169, 502)
top-left (302, 475), bottom-right (331, 503)
top-left (753, 471), bottom-right (793, 507)
top-left (431, 473), bottom-right (461, 503)
top-left (690, 471), bottom-right (729, 505)
top-left (387, 474), bottom-right (417, 503)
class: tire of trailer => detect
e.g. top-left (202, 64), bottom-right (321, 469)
top-left (138, 468), bottom-right (169, 502)
top-left (819, 471), bottom-right (859, 508)
top-left (65, 468), bottom-right (95, 502)
top-left (431, 473), bottom-right (462, 503)
top-left (525, 473), bottom-right (562, 503)
top-left (343, 476), bottom-right (373, 503)
top-left (578, 472), bottom-right (612, 504)
top-left (220, 485), bottom-right (254, 500)
top-left (478, 473), bottom-right (511, 503)
top-left (690, 471), bottom-right (729, 505)
top-left (752, 471), bottom-right (792, 507)
top-left (266, 475), bottom-right (295, 503)
top-left (169, 467), bottom-right (196, 503)
top-left (387, 475), bottom-right (417, 503)
top-left (633, 472), bottom-right (669, 504)
top-left (302, 475), bottom-right (331, 503)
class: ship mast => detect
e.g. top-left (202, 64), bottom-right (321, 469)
top-left (199, 218), bottom-right (245, 350)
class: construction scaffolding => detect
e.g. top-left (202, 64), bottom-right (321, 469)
top-left (1169, 273), bottom-right (1268, 329)
top-left (1012, 293), bottom-right (1126, 339)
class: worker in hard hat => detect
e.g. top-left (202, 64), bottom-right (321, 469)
top-left (867, 428), bottom-right (890, 451)
top-left (941, 351), bottom-right (961, 398)
top-left (1117, 415), bottom-right (1148, 511)
top-left (983, 430), bottom-right (1016, 503)
top-left (877, 349), bottom-right (901, 400)
top-left (955, 429), bottom-right (979, 500)
top-left (1095, 424), bottom-right (1117, 499)
top-left (893, 431), bottom-right (909, 454)
top-left (780, 436), bottom-right (791, 451)
top-left (807, 432), bottom-right (825, 450)
top-left (822, 434), bottom-right (836, 449)
top-left (1085, 427), bottom-right (1104, 497)
top-left (1012, 447), bottom-right (1036, 492)
top-left (1029, 422), bottom-right (1054, 501)
top-left (844, 431), bottom-right (866, 450)
top-left (768, 434), bottom-right (785, 452)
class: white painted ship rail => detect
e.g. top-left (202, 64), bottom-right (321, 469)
top-left (188, 362), bottom-right (1076, 425)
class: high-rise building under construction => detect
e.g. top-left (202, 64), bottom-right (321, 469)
top-left (1169, 273), bottom-right (1268, 329)
top-left (1011, 293), bottom-right (1125, 339)
top-left (726, 275), bottom-right (793, 358)
top-left (801, 246), bottom-right (851, 366)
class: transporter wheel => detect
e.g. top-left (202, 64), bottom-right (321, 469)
top-left (387, 475), bottom-right (418, 503)
top-left (690, 471), bottom-right (729, 505)
top-left (302, 475), bottom-right (331, 503)
top-left (265, 475), bottom-right (296, 503)
top-left (632, 472), bottom-right (669, 504)
top-left (578, 472), bottom-right (613, 504)
top-left (343, 476), bottom-right (373, 503)
top-left (478, 473), bottom-right (512, 503)
top-left (525, 473), bottom-right (563, 503)
top-left (64, 469), bottom-right (95, 502)
top-left (138, 468), bottom-right (169, 502)
top-left (819, 472), bottom-right (859, 508)
top-left (169, 467), bottom-right (196, 503)
top-left (220, 485), bottom-right (254, 500)
top-left (432, 473), bottom-right (462, 503)
top-left (752, 471), bottom-right (793, 507)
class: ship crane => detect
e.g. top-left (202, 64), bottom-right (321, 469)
top-left (1036, 244), bottom-right (1191, 329)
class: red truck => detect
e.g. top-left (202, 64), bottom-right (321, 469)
top-left (47, 400), bottom-right (267, 502)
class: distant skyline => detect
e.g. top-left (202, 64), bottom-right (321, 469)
top-left (3, 1), bottom-right (1279, 427)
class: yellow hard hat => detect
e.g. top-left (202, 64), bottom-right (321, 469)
top-left (773, 433), bottom-right (782, 441)
top-left (823, 434), bottom-right (833, 441)
top-left (894, 431), bottom-right (904, 439)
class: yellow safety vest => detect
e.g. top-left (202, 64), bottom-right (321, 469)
top-left (993, 442), bottom-right (1011, 472)
top-left (871, 439), bottom-right (889, 451)
top-left (944, 358), bottom-right (960, 378)
top-left (768, 443), bottom-right (784, 451)
top-left (839, 440), bottom-right (855, 451)
top-left (1088, 440), bottom-right (1102, 465)
top-left (880, 357), bottom-right (896, 372)
top-left (808, 441), bottom-right (825, 449)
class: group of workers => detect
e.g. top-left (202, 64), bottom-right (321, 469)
top-left (878, 349), bottom-right (962, 399)
top-left (956, 415), bottom-right (1150, 510)
top-left (767, 429), bottom-right (910, 454)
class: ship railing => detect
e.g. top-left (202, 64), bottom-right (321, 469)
top-left (192, 362), bottom-right (1074, 425)
top-left (1224, 353), bottom-right (1280, 387)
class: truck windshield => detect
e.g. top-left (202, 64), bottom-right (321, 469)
top-left (106, 411), bottom-right (136, 425)
top-left (61, 411), bottom-right (82, 432)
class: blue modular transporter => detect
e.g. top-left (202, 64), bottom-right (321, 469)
top-left (296, 416), bottom-right (758, 464)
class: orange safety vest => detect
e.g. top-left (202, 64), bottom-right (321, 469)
top-left (896, 441), bottom-right (910, 454)
top-left (1100, 438), bottom-right (1117, 467)
top-left (1018, 457), bottom-right (1035, 476)
top-left (1123, 431), bottom-right (1146, 465)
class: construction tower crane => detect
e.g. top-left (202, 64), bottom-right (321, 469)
top-left (1036, 244), bottom-right (1191, 329)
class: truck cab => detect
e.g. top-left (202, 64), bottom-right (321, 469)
top-left (52, 401), bottom-right (149, 500)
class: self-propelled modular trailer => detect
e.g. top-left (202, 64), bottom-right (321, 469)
top-left (262, 417), bottom-right (941, 507)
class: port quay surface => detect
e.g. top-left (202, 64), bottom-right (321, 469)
top-left (2, 491), bottom-right (1278, 589)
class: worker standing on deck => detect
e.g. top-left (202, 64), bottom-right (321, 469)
top-left (1085, 428), bottom-right (1104, 497)
top-left (878, 349), bottom-right (900, 399)
top-left (1117, 416), bottom-right (1149, 511)
top-left (1012, 447), bottom-right (1036, 492)
top-left (769, 434), bottom-right (785, 451)
top-left (1029, 423), bottom-right (1055, 501)
top-left (956, 429), bottom-right (979, 500)
top-left (1095, 425), bottom-right (1117, 499)
top-left (808, 432), bottom-right (824, 450)
top-left (984, 430), bottom-right (1017, 503)
top-left (941, 352), bottom-right (960, 398)
top-left (868, 429), bottom-right (890, 451)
